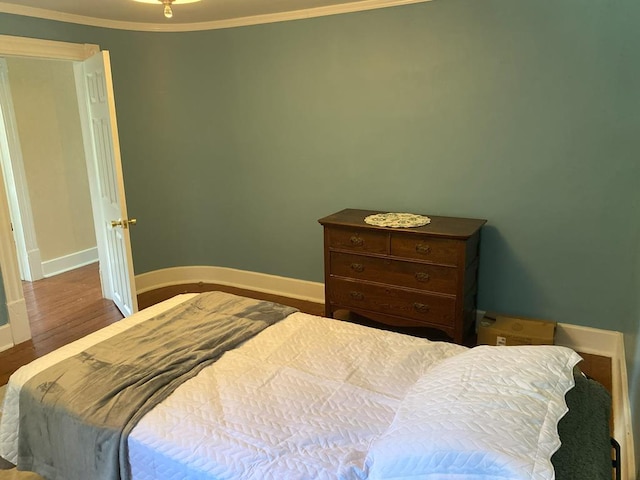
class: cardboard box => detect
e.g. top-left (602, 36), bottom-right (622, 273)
top-left (477, 312), bottom-right (556, 346)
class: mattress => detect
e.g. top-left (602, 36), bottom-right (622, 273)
top-left (0, 293), bottom-right (585, 480)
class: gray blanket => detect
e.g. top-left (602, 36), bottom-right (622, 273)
top-left (552, 370), bottom-right (613, 480)
top-left (17, 292), bottom-right (297, 480)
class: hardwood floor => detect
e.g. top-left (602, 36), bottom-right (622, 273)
top-left (0, 263), bottom-right (123, 385)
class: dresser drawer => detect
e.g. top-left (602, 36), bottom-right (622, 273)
top-left (327, 278), bottom-right (456, 327)
top-left (390, 234), bottom-right (461, 266)
top-left (329, 252), bottom-right (458, 294)
top-left (327, 227), bottom-right (388, 254)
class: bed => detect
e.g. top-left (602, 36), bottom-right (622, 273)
top-left (0, 291), bottom-right (614, 480)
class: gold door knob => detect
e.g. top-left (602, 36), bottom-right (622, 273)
top-left (110, 218), bottom-right (137, 229)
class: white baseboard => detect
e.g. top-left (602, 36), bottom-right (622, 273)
top-left (41, 247), bottom-right (98, 278)
top-left (135, 266), bottom-right (325, 304)
top-left (0, 323), bottom-right (13, 352)
top-left (555, 322), bottom-right (619, 357)
top-left (6, 297), bottom-right (30, 344)
top-left (26, 247), bottom-right (44, 281)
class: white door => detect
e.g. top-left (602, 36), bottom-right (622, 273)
top-left (77, 51), bottom-right (138, 317)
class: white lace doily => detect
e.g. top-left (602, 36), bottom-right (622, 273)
top-left (364, 212), bottom-right (431, 228)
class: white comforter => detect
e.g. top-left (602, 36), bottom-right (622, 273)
top-left (0, 294), bottom-right (580, 480)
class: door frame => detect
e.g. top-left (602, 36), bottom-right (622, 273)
top-left (0, 35), bottom-right (108, 350)
top-left (0, 57), bottom-right (44, 283)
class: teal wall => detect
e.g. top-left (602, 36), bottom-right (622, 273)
top-left (1, 0), bottom-right (638, 466)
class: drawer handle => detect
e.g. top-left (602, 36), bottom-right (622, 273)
top-left (350, 236), bottom-right (364, 246)
top-left (413, 302), bottom-right (430, 313)
top-left (350, 263), bottom-right (364, 273)
top-left (415, 243), bottom-right (431, 254)
top-left (350, 291), bottom-right (364, 300)
top-left (414, 272), bottom-right (430, 282)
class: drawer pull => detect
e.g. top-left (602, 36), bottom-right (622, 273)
top-left (413, 302), bottom-right (430, 313)
top-left (350, 291), bottom-right (364, 300)
top-left (415, 243), bottom-right (431, 254)
top-left (350, 263), bottom-right (365, 273)
top-left (350, 236), bottom-right (364, 246)
top-left (414, 272), bottom-right (430, 282)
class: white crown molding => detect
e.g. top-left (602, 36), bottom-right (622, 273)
top-left (0, 0), bottom-right (432, 32)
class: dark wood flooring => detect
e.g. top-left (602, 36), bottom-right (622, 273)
top-left (0, 263), bottom-right (612, 396)
top-left (0, 263), bottom-right (124, 385)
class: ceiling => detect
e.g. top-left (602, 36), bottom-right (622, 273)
top-left (0, 0), bottom-right (428, 32)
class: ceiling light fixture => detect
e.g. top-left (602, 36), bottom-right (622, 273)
top-left (133, 0), bottom-right (201, 20)
top-left (162, 0), bottom-right (174, 18)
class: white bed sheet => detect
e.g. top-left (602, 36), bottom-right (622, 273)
top-left (128, 312), bottom-right (467, 480)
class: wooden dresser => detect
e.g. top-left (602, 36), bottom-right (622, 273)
top-left (318, 209), bottom-right (486, 345)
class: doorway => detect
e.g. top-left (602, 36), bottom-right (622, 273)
top-left (0, 35), bottom-right (138, 351)
top-left (0, 54), bottom-right (103, 351)
top-left (0, 56), bottom-right (98, 283)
